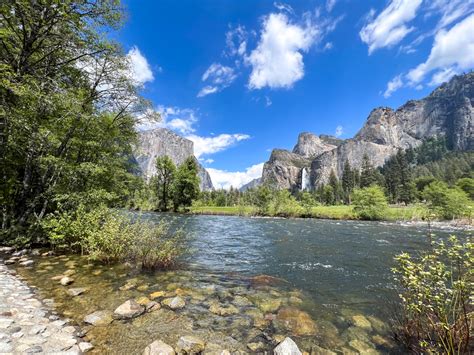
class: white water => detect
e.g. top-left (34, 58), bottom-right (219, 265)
top-left (301, 167), bottom-right (310, 190)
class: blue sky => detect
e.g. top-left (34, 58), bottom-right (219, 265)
top-left (118, 0), bottom-right (474, 188)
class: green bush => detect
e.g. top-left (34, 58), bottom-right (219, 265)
top-left (392, 236), bottom-right (473, 353)
top-left (456, 178), bottom-right (474, 200)
top-left (42, 205), bottom-right (185, 268)
top-left (351, 186), bottom-right (388, 220)
top-left (130, 221), bottom-right (186, 269)
top-left (423, 181), bottom-right (471, 219)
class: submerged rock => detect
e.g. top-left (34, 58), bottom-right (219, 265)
top-left (149, 291), bottom-right (166, 300)
top-left (143, 340), bottom-right (175, 355)
top-left (162, 296), bottom-right (185, 310)
top-left (83, 310), bottom-right (113, 326)
top-left (113, 300), bottom-right (145, 320)
top-left (209, 302), bottom-right (239, 316)
top-left (274, 307), bottom-right (317, 336)
top-left (351, 315), bottom-right (372, 331)
top-left (273, 337), bottom-right (302, 355)
top-left (67, 288), bottom-right (87, 297)
top-left (247, 342), bottom-right (266, 352)
top-left (250, 274), bottom-right (286, 287)
top-left (59, 276), bottom-right (74, 286)
top-left (176, 336), bottom-right (206, 354)
top-left (18, 260), bottom-right (34, 267)
top-left (348, 339), bottom-right (378, 354)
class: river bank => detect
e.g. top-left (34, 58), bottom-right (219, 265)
top-left (189, 205), bottom-right (473, 230)
top-left (0, 253), bottom-right (93, 354)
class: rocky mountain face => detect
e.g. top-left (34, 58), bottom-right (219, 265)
top-left (133, 128), bottom-right (214, 191)
top-left (261, 72), bottom-right (474, 190)
top-left (239, 177), bottom-right (262, 192)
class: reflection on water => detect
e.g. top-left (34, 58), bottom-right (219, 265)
top-left (13, 214), bottom-right (467, 354)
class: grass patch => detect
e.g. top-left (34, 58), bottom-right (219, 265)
top-left (190, 204), bottom-right (430, 221)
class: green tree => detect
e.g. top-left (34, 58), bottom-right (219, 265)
top-left (352, 185), bottom-right (388, 220)
top-left (155, 156), bottom-right (176, 211)
top-left (423, 181), bottom-right (471, 220)
top-left (254, 185), bottom-right (273, 214)
top-left (360, 154), bottom-right (383, 188)
top-left (173, 158), bottom-right (200, 211)
top-left (329, 170), bottom-right (343, 204)
top-left (0, 1), bottom-right (148, 243)
top-left (341, 159), bottom-right (355, 204)
top-left (299, 191), bottom-right (315, 215)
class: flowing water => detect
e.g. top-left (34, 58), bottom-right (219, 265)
top-left (11, 214), bottom-right (470, 354)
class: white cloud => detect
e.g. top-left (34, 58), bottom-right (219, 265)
top-left (426, 0), bottom-right (474, 31)
top-left (359, 0), bottom-right (423, 54)
top-left (246, 13), bottom-right (319, 89)
top-left (265, 96), bottom-right (272, 107)
top-left (137, 106), bottom-right (197, 135)
top-left (224, 25), bottom-right (249, 58)
top-left (207, 163), bottom-right (264, 190)
top-left (323, 42), bottom-right (333, 51)
top-left (383, 74), bottom-right (404, 98)
top-left (407, 14), bottom-right (474, 84)
top-left (429, 67), bottom-right (458, 86)
top-left (187, 133), bottom-right (251, 158)
top-left (326, 0), bottom-right (337, 12)
top-left (127, 46), bottom-right (154, 85)
top-left (198, 63), bottom-right (238, 97)
top-left (335, 125), bottom-right (343, 137)
top-left (273, 2), bottom-right (294, 14)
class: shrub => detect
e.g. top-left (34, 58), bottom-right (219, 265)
top-left (456, 178), bottom-right (474, 200)
top-left (423, 181), bottom-right (471, 219)
top-left (392, 236), bottom-right (473, 353)
top-left (42, 205), bottom-right (185, 268)
top-left (130, 221), bottom-right (186, 269)
top-left (351, 186), bottom-right (388, 220)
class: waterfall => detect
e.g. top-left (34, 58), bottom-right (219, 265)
top-left (301, 168), bottom-right (310, 191)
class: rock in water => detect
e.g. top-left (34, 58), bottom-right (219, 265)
top-left (67, 288), bottom-right (87, 297)
top-left (59, 276), bottom-right (74, 286)
top-left (142, 340), bottom-right (175, 355)
top-left (176, 336), bottom-right (205, 354)
top-left (274, 337), bottom-right (302, 355)
top-left (83, 310), bottom-right (113, 326)
top-left (161, 296), bottom-right (185, 310)
top-left (113, 300), bottom-right (145, 320)
top-left (274, 307), bottom-right (317, 336)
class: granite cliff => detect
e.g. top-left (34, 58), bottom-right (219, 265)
top-left (261, 72), bottom-right (474, 190)
top-left (133, 128), bottom-right (214, 191)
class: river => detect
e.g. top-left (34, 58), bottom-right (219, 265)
top-left (12, 214), bottom-right (468, 354)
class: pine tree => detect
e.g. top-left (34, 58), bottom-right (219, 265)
top-left (341, 159), bottom-right (355, 204)
top-left (329, 170), bottom-right (343, 204)
top-left (360, 154), bottom-right (380, 188)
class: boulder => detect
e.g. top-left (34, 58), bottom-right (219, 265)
top-left (176, 336), bottom-right (206, 354)
top-left (143, 340), bottom-right (175, 355)
top-left (113, 300), bottom-right (145, 320)
top-left (273, 337), bottom-right (302, 355)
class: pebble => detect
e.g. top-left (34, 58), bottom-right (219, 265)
top-left (0, 263), bottom-right (81, 353)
